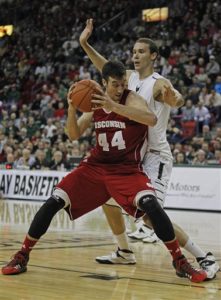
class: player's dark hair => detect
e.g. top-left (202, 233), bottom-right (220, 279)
top-left (136, 38), bottom-right (159, 56)
top-left (102, 61), bottom-right (126, 81)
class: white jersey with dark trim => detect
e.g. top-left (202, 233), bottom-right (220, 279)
top-left (128, 71), bottom-right (172, 160)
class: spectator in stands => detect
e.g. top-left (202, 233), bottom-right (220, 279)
top-left (183, 144), bottom-right (196, 164)
top-left (161, 60), bottom-right (172, 77)
top-left (194, 68), bottom-right (208, 86)
top-left (214, 75), bottom-right (221, 95)
top-left (0, 145), bottom-right (13, 163)
top-left (181, 99), bottom-right (195, 122)
top-left (159, 40), bottom-right (171, 60)
top-left (15, 148), bottom-right (35, 170)
top-left (211, 138), bottom-right (221, 153)
top-left (201, 125), bottom-right (213, 143)
top-left (54, 102), bottom-right (66, 119)
top-left (201, 142), bottom-right (214, 160)
top-left (205, 55), bottom-right (220, 81)
top-left (167, 119), bottom-right (183, 144)
top-left (195, 57), bottom-right (205, 74)
top-left (174, 152), bottom-right (188, 165)
top-left (187, 85), bottom-right (201, 105)
top-left (45, 118), bottom-right (57, 138)
top-left (192, 149), bottom-right (208, 166)
top-left (5, 153), bottom-right (15, 169)
top-left (49, 150), bottom-right (70, 171)
top-left (199, 87), bottom-right (214, 106)
top-left (42, 139), bottom-right (53, 165)
top-left (213, 150), bottom-right (221, 164)
top-left (213, 127), bottom-right (221, 143)
top-left (79, 64), bottom-right (91, 80)
top-left (17, 128), bottom-right (28, 143)
top-left (27, 116), bottom-right (40, 138)
top-left (42, 102), bottom-right (55, 120)
top-left (207, 89), bottom-right (221, 121)
top-left (31, 149), bottom-right (49, 170)
top-left (194, 100), bottom-right (211, 134)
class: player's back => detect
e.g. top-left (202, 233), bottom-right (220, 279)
top-left (128, 71), bottom-right (172, 159)
top-left (87, 90), bottom-right (148, 169)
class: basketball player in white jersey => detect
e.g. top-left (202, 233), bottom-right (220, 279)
top-left (79, 19), bottom-right (219, 279)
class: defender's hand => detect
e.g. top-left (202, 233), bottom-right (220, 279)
top-left (79, 19), bottom-right (94, 45)
top-left (161, 85), bottom-right (183, 107)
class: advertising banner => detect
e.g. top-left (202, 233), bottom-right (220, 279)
top-left (165, 167), bottom-right (221, 211)
top-left (0, 170), bottom-right (66, 201)
top-left (0, 168), bottom-right (220, 211)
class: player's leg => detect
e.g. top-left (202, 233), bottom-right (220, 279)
top-left (173, 222), bottom-right (220, 279)
top-left (2, 165), bottom-right (110, 275)
top-left (136, 192), bottom-right (207, 282)
top-left (143, 153), bottom-right (220, 279)
top-left (102, 202), bottom-right (126, 235)
top-left (95, 200), bottom-right (136, 264)
top-left (110, 172), bottom-right (207, 283)
top-left (129, 153), bottom-right (168, 242)
top-left (128, 219), bottom-right (159, 242)
top-left (1, 192), bottom-right (68, 275)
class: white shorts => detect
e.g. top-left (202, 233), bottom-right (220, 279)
top-left (105, 152), bottom-right (172, 209)
top-left (142, 152), bottom-right (173, 207)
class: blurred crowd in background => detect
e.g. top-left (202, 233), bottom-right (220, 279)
top-left (0, 0), bottom-right (221, 170)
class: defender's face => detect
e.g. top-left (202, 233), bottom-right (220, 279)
top-left (132, 42), bottom-right (157, 71)
top-left (103, 76), bottom-right (127, 102)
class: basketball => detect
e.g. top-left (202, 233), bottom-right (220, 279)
top-left (69, 79), bottom-right (101, 112)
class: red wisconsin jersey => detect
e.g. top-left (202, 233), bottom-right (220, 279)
top-left (86, 89), bottom-right (148, 168)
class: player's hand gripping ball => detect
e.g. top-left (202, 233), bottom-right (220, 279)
top-left (69, 79), bottom-right (102, 112)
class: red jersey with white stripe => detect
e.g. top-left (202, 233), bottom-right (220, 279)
top-left (86, 89), bottom-right (148, 169)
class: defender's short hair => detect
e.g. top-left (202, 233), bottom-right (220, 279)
top-left (135, 38), bottom-right (159, 55)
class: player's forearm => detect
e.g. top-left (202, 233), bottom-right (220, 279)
top-left (111, 102), bottom-right (157, 126)
top-left (154, 79), bottom-right (184, 108)
top-left (66, 107), bottom-right (81, 140)
top-left (161, 87), bottom-right (184, 108)
top-left (80, 42), bottom-right (108, 73)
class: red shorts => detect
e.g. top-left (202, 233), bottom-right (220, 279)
top-left (56, 163), bottom-right (155, 220)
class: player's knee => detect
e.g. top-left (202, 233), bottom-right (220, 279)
top-left (137, 194), bottom-right (159, 213)
top-left (28, 196), bottom-right (66, 239)
top-left (52, 188), bottom-right (70, 208)
top-left (44, 195), bottom-right (66, 210)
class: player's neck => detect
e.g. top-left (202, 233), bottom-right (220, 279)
top-left (138, 66), bottom-right (154, 80)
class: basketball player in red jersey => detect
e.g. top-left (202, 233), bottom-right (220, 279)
top-left (2, 61), bottom-right (206, 282)
top-left (79, 19), bottom-right (219, 280)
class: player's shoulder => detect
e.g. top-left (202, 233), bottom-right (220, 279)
top-left (153, 74), bottom-right (171, 87)
top-left (126, 69), bottom-right (138, 81)
top-left (152, 72), bottom-right (166, 81)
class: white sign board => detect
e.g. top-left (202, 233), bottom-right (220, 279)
top-left (0, 170), bottom-right (66, 201)
top-left (165, 167), bottom-right (221, 211)
top-left (0, 168), bottom-right (221, 211)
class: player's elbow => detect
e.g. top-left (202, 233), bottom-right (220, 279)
top-left (175, 97), bottom-right (184, 108)
top-left (67, 130), bottom-right (80, 141)
top-left (69, 134), bottom-right (80, 141)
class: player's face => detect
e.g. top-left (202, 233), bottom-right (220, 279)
top-left (132, 42), bottom-right (157, 71)
top-left (104, 76), bottom-right (127, 102)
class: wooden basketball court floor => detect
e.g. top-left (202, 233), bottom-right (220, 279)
top-left (0, 199), bottom-right (220, 300)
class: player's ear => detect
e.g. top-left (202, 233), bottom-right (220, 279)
top-left (102, 78), bottom-right (107, 88)
top-left (151, 52), bottom-right (158, 62)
